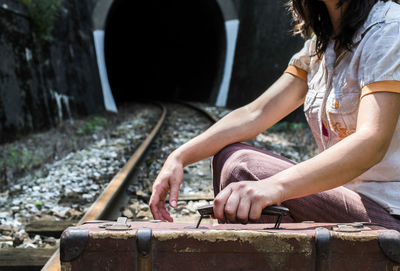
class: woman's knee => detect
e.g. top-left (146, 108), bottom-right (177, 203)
top-left (212, 143), bottom-right (295, 193)
top-left (212, 143), bottom-right (254, 194)
top-left (215, 149), bottom-right (261, 191)
top-left (213, 143), bottom-right (247, 168)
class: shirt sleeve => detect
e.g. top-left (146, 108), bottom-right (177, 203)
top-left (359, 22), bottom-right (400, 99)
top-left (284, 37), bottom-right (315, 82)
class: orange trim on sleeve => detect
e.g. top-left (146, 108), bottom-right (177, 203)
top-left (361, 81), bottom-right (400, 99)
top-left (284, 65), bottom-right (308, 83)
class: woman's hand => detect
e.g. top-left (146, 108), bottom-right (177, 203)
top-left (213, 180), bottom-right (284, 224)
top-left (149, 154), bottom-right (184, 222)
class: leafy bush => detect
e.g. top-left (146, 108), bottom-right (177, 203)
top-left (18, 0), bottom-right (64, 41)
top-left (77, 117), bottom-right (108, 135)
top-left (2, 147), bottom-right (34, 169)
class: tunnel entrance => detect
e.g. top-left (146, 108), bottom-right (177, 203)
top-left (104, 0), bottom-right (227, 104)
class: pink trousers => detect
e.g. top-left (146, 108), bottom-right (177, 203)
top-left (212, 143), bottom-right (400, 231)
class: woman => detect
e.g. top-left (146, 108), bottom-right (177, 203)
top-left (150, 0), bottom-right (400, 230)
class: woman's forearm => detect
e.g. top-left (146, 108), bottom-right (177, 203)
top-left (270, 92), bottom-right (400, 204)
top-left (173, 73), bottom-right (308, 167)
top-left (269, 130), bottom-right (386, 203)
top-left (173, 106), bottom-right (264, 167)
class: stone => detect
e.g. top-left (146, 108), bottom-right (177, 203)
top-left (10, 206), bottom-right (20, 213)
top-left (135, 190), bottom-right (149, 200)
top-left (37, 214), bottom-right (57, 221)
top-left (9, 185), bottom-right (22, 195)
top-left (0, 224), bottom-right (13, 235)
top-left (181, 209), bottom-right (190, 215)
top-left (33, 235), bottom-right (42, 245)
top-left (1, 241), bottom-right (13, 248)
top-left (126, 185), bottom-right (137, 195)
top-left (136, 210), bottom-right (152, 220)
top-left (175, 205), bottom-right (185, 212)
top-left (66, 208), bottom-right (83, 219)
top-left (128, 202), bottom-right (140, 214)
top-left (186, 201), bottom-right (197, 213)
top-left (0, 236), bottom-right (13, 242)
top-left (122, 208), bottom-right (134, 219)
top-left (0, 212), bottom-right (8, 219)
top-left (82, 193), bottom-right (93, 201)
top-left (19, 242), bottom-right (36, 248)
top-left (13, 232), bottom-right (26, 247)
top-left (139, 205), bottom-right (149, 212)
top-left (43, 237), bottom-right (57, 246)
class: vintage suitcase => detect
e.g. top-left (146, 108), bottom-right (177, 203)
top-left (60, 214), bottom-right (400, 271)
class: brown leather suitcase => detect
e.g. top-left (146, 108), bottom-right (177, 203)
top-left (60, 217), bottom-right (400, 271)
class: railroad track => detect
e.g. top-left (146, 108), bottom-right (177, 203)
top-left (0, 102), bottom-right (220, 271)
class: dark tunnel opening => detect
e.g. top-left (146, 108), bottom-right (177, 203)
top-left (104, 0), bottom-right (227, 105)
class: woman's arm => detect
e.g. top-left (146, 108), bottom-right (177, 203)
top-left (214, 92), bottom-right (400, 223)
top-left (175, 73), bottom-right (308, 167)
top-left (149, 73), bottom-right (308, 221)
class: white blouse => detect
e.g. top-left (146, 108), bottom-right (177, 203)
top-left (285, 0), bottom-right (400, 215)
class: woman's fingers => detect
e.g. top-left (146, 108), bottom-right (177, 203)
top-left (224, 191), bottom-right (240, 223)
top-left (149, 192), bottom-right (163, 220)
top-left (158, 188), bottom-right (173, 221)
top-left (213, 185), bottom-right (233, 223)
top-left (168, 180), bottom-right (180, 208)
top-left (249, 201), bottom-right (263, 222)
top-left (214, 181), bottom-right (269, 224)
top-left (150, 155), bottom-right (185, 221)
top-left (236, 199), bottom-right (251, 224)
top-left (160, 202), bottom-right (173, 222)
top-left (150, 177), bottom-right (170, 221)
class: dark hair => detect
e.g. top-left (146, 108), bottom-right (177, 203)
top-left (288, 0), bottom-right (390, 57)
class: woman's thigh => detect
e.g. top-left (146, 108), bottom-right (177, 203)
top-left (212, 143), bottom-right (400, 231)
top-left (212, 142), bottom-right (296, 195)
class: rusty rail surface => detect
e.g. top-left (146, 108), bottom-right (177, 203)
top-left (41, 102), bottom-right (220, 271)
top-left (174, 100), bottom-right (219, 123)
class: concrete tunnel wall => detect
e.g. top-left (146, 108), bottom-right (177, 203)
top-left (0, 0), bottom-right (104, 143)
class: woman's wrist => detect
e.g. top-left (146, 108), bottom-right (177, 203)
top-left (260, 177), bottom-right (287, 206)
top-left (169, 148), bottom-right (187, 166)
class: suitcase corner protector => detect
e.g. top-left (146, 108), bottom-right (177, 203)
top-left (378, 230), bottom-right (400, 264)
top-left (60, 226), bottom-right (89, 262)
top-left (137, 227), bottom-right (152, 257)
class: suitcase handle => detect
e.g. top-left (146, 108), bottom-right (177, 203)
top-left (196, 204), bottom-right (289, 229)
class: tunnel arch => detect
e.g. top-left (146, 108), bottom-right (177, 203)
top-left (92, 0), bottom-right (114, 30)
top-left (99, 0), bottom-right (228, 104)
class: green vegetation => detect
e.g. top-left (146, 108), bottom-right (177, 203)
top-left (0, 146), bottom-right (40, 170)
top-left (34, 200), bottom-right (43, 209)
top-left (17, 0), bottom-right (64, 41)
top-left (0, 146), bottom-right (45, 173)
top-left (77, 116), bottom-right (108, 135)
top-left (268, 121), bottom-right (307, 133)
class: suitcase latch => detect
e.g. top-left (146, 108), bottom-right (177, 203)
top-left (105, 217), bottom-right (131, 231)
top-left (332, 222), bottom-right (371, 232)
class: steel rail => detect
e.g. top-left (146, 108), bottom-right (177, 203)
top-left (174, 100), bottom-right (219, 123)
top-left (41, 103), bottom-right (167, 271)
